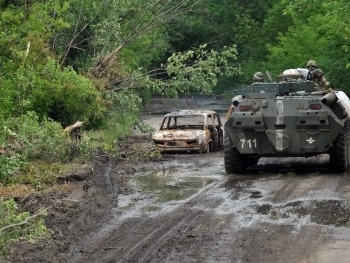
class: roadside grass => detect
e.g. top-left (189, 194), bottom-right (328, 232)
top-left (0, 113), bottom-right (158, 196)
top-left (0, 110), bottom-right (159, 257)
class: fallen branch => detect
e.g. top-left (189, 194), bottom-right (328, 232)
top-left (64, 121), bottom-right (84, 141)
top-left (64, 121), bottom-right (84, 133)
top-left (0, 208), bottom-right (48, 233)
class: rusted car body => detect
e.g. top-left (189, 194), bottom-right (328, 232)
top-left (152, 110), bottom-right (224, 153)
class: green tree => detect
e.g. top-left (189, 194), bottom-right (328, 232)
top-left (265, 0), bottom-right (350, 91)
top-left (265, 23), bottom-right (328, 77)
top-left (165, 0), bottom-right (280, 89)
top-left (108, 44), bottom-right (240, 113)
top-left (0, 1), bottom-right (105, 126)
top-left (28, 59), bottom-right (104, 127)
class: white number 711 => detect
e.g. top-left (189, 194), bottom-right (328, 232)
top-left (240, 139), bottom-right (257, 148)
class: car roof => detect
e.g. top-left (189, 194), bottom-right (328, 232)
top-left (164, 110), bottom-right (217, 117)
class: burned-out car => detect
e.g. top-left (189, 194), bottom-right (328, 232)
top-left (152, 110), bottom-right (224, 153)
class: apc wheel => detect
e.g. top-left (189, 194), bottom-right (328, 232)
top-left (330, 121), bottom-right (350, 172)
top-left (224, 134), bottom-right (246, 174)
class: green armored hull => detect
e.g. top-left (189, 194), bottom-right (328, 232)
top-left (224, 81), bottom-right (350, 173)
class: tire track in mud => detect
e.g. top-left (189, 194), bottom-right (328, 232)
top-left (115, 209), bottom-right (206, 263)
top-left (116, 183), bottom-right (225, 263)
top-left (67, 154), bottom-right (119, 262)
top-left (70, 178), bottom-right (232, 263)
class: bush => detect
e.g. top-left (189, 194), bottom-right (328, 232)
top-left (0, 111), bottom-right (71, 184)
top-left (0, 155), bottom-right (27, 185)
top-left (0, 198), bottom-right (48, 256)
top-left (1, 112), bottom-right (70, 161)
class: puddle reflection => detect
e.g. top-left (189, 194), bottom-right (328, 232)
top-left (135, 170), bottom-right (216, 202)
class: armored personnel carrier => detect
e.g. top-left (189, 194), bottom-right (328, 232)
top-left (224, 74), bottom-right (350, 174)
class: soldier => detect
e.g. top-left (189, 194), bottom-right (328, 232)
top-left (311, 69), bottom-right (329, 91)
top-left (252, 72), bottom-right (264, 84)
top-left (306, 60), bottom-right (329, 89)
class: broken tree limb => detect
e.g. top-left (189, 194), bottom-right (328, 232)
top-left (0, 208), bottom-right (48, 233)
top-left (64, 121), bottom-right (84, 133)
top-left (64, 121), bottom-right (84, 141)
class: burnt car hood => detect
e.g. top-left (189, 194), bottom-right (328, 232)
top-left (152, 129), bottom-right (205, 140)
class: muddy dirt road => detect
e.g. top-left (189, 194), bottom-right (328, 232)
top-left (6, 96), bottom-right (350, 263)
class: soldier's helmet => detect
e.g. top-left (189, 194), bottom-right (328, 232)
top-left (253, 72), bottom-right (264, 81)
top-left (306, 60), bottom-right (317, 68)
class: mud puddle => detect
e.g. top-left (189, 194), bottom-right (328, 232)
top-left (116, 158), bottom-right (225, 218)
top-left (117, 153), bottom-right (350, 231)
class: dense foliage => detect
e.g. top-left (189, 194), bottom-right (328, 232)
top-left (0, 111), bottom-right (71, 183)
top-left (2, 0), bottom-right (349, 128)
